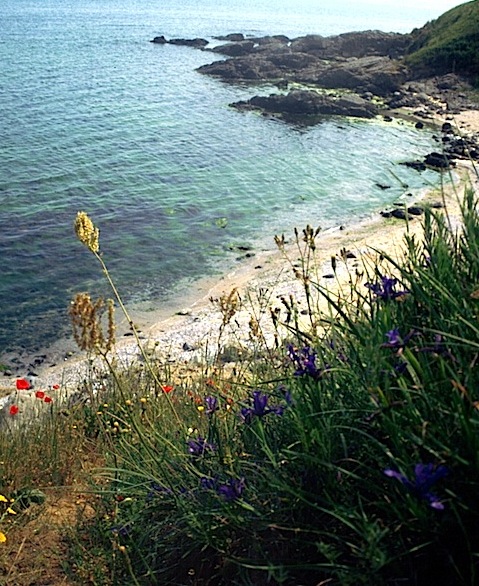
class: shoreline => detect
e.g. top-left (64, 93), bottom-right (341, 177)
top-left (1, 161), bottom-right (475, 401)
top-left (0, 106), bottom-right (478, 414)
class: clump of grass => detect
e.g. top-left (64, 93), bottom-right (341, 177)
top-left (3, 180), bottom-right (479, 585)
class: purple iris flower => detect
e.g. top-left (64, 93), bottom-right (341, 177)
top-left (382, 328), bottom-right (415, 350)
top-left (217, 477), bottom-right (246, 501)
top-left (365, 275), bottom-right (409, 301)
top-left (200, 476), bottom-right (246, 501)
top-left (204, 395), bottom-right (219, 415)
top-left (384, 463), bottom-right (448, 509)
top-left (288, 345), bottom-right (325, 380)
top-left (187, 436), bottom-right (216, 457)
top-left (240, 390), bottom-right (284, 423)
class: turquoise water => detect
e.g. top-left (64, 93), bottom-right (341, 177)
top-left (0, 0), bottom-right (461, 357)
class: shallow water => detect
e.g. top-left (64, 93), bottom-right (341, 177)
top-left (0, 0), bottom-right (458, 359)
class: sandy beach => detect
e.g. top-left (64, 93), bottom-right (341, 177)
top-left (1, 106), bottom-right (478, 418)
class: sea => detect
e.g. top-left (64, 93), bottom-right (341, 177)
top-left (0, 0), bottom-right (466, 362)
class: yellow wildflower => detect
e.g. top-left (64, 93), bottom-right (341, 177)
top-left (74, 211), bottom-right (100, 253)
top-left (6, 507), bottom-right (16, 515)
top-left (0, 531), bottom-right (6, 544)
top-left (0, 495), bottom-right (8, 503)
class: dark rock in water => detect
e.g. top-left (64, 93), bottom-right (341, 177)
top-left (168, 37), bottom-right (209, 48)
top-left (383, 115), bottom-right (393, 122)
top-left (441, 122), bottom-right (453, 133)
top-left (401, 160), bottom-right (426, 171)
top-left (151, 35), bottom-right (167, 44)
top-left (415, 121), bottom-right (424, 129)
top-left (232, 90), bottom-right (379, 121)
top-left (380, 210), bottom-right (392, 218)
top-left (375, 183), bottom-right (391, 190)
top-left (424, 152), bottom-right (454, 169)
top-left (214, 33), bottom-right (245, 42)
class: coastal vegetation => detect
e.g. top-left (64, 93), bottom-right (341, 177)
top-left (1, 164), bottom-right (479, 584)
top-left (2, 3), bottom-right (479, 583)
top-left (406, 0), bottom-right (479, 80)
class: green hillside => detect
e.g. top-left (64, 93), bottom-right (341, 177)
top-left (406, 0), bottom-right (479, 78)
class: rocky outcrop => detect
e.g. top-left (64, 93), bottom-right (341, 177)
top-left (231, 90), bottom-right (379, 122)
top-left (289, 31), bottom-right (409, 59)
top-left (197, 31), bottom-right (410, 97)
top-left (302, 56), bottom-right (407, 96)
top-left (151, 36), bottom-right (208, 48)
top-left (151, 29), bottom-right (478, 125)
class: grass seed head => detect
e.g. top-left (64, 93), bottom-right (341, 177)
top-left (75, 211), bottom-right (100, 253)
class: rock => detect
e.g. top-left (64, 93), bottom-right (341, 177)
top-left (168, 37), bottom-right (209, 48)
top-left (312, 56), bottom-right (407, 96)
top-left (212, 41), bottom-right (256, 57)
top-left (182, 342), bottom-right (196, 352)
top-left (232, 90), bottom-right (379, 121)
top-left (391, 208), bottom-right (408, 220)
top-left (407, 206), bottom-right (424, 215)
top-left (150, 35), bottom-right (167, 44)
top-left (198, 37), bottom-right (408, 96)
top-left (415, 121), bottom-right (424, 129)
top-left (213, 33), bottom-right (245, 42)
top-left (381, 208), bottom-right (412, 220)
top-left (290, 31), bottom-right (409, 59)
top-left (424, 152), bottom-right (454, 169)
top-left (401, 160), bottom-right (426, 171)
top-left (252, 35), bottom-right (290, 45)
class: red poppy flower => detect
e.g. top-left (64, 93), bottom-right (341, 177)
top-left (161, 385), bottom-right (174, 394)
top-left (16, 378), bottom-right (30, 390)
top-left (44, 396), bottom-right (53, 403)
top-left (35, 391), bottom-right (45, 400)
top-left (9, 405), bottom-right (19, 416)
top-left (52, 384), bottom-right (60, 390)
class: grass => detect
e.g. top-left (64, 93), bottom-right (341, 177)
top-left (1, 168), bottom-right (479, 585)
top-left (405, 1), bottom-right (479, 78)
